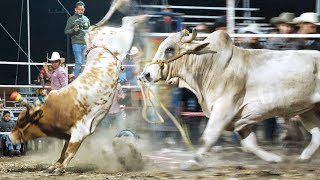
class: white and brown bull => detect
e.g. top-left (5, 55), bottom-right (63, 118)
top-left (140, 29), bottom-right (320, 170)
top-left (9, 3), bottom-right (147, 175)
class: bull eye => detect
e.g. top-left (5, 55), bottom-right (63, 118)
top-left (165, 47), bottom-right (175, 53)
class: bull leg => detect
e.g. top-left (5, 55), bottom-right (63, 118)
top-left (238, 128), bottom-right (282, 162)
top-left (52, 140), bottom-right (84, 176)
top-left (298, 109), bottom-right (320, 161)
top-left (43, 139), bottom-right (70, 173)
top-left (180, 97), bottom-right (236, 170)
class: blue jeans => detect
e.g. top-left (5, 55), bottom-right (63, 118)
top-left (72, 44), bottom-right (86, 78)
top-left (1, 134), bottom-right (21, 151)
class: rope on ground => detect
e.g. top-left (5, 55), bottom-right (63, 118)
top-left (139, 80), bottom-right (195, 151)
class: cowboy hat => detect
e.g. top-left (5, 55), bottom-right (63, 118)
top-left (293, 12), bottom-right (320, 25)
top-left (270, 12), bottom-right (296, 25)
top-left (238, 23), bottom-right (262, 34)
top-left (128, 46), bottom-right (139, 56)
top-left (48, 52), bottom-right (65, 63)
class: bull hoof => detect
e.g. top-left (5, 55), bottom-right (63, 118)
top-left (42, 168), bottom-right (54, 174)
top-left (264, 154), bottom-right (283, 163)
top-left (52, 168), bottom-right (65, 176)
top-left (179, 160), bottom-right (204, 171)
top-left (296, 157), bottom-right (311, 163)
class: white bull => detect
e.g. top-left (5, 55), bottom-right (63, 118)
top-left (140, 29), bottom-right (320, 170)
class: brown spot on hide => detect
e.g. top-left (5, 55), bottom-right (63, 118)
top-left (39, 86), bottom-right (90, 135)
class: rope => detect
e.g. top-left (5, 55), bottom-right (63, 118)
top-left (15, 0), bottom-right (24, 85)
top-left (139, 80), bottom-right (195, 151)
top-left (56, 0), bottom-right (71, 17)
top-left (0, 23), bottom-right (40, 72)
top-left (140, 82), bottom-right (164, 124)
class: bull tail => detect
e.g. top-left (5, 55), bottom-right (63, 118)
top-left (95, 0), bottom-right (131, 27)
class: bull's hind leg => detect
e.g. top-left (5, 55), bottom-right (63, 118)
top-left (238, 128), bottom-right (282, 162)
top-left (298, 109), bottom-right (320, 161)
top-left (43, 139), bottom-right (70, 173)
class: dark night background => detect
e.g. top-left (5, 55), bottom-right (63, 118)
top-left (0, 0), bottom-right (316, 85)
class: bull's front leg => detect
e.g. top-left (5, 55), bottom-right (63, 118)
top-left (180, 97), bottom-right (238, 171)
top-left (50, 129), bottom-right (90, 176)
top-left (43, 139), bottom-right (70, 173)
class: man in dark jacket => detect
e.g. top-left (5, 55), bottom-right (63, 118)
top-left (64, 1), bottom-right (90, 78)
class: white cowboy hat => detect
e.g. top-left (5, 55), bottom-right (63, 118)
top-left (128, 46), bottom-right (139, 56)
top-left (270, 12), bottom-right (296, 25)
top-left (238, 23), bottom-right (262, 34)
top-left (48, 51), bottom-right (65, 63)
top-left (293, 12), bottom-right (320, 25)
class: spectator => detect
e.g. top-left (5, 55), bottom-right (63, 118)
top-left (43, 52), bottom-right (68, 91)
top-left (35, 88), bottom-right (48, 105)
top-left (65, 1), bottom-right (90, 78)
top-left (212, 15), bottom-right (227, 32)
top-left (125, 46), bottom-right (140, 86)
top-left (36, 67), bottom-right (50, 86)
top-left (266, 12), bottom-right (299, 50)
top-left (0, 98), bottom-right (14, 120)
top-left (237, 23), bottom-right (264, 49)
top-left (101, 83), bottom-right (125, 130)
top-left (0, 111), bottom-right (21, 156)
top-left (293, 12), bottom-right (320, 50)
top-left (152, 7), bottom-right (177, 33)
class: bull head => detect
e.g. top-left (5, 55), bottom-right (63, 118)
top-left (139, 29), bottom-right (211, 83)
top-left (9, 92), bottom-right (44, 144)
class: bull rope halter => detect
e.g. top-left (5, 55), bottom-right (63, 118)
top-left (17, 108), bottom-right (41, 142)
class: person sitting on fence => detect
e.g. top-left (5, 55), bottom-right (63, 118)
top-left (0, 111), bottom-right (21, 156)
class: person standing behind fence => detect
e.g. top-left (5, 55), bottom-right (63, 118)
top-left (43, 52), bottom-right (68, 91)
top-left (64, 1), bottom-right (90, 78)
top-left (0, 111), bottom-right (21, 156)
top-left (293, 12), bottom-right (320, 50)
top-left (152, 7), bottom-right (177, 33)
top-left (266, 12), bottom-right (299, 50)
top-left (237, 23), bottom-right (264, 49)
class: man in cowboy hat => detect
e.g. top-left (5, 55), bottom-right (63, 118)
top-left (237, 23), bottom-right (264, 49)
top-left (266, 12), bottom-right (299, 50)
top-left (294, 12), bottom-right (320, 50)
top-left (43, 52), bottom-right (68, 91)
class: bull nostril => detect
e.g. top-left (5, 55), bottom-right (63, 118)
top-left (145, 72), bottom-right (150, 78)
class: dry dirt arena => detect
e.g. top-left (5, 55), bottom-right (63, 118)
top-left (1, 135), bottom-right (320, 180)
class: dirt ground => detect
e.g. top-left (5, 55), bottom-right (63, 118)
top-left (1, 139), bottom-right (320, 180)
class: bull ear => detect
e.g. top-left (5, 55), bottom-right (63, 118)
top-left (185, 42), bottom-right (210, 52)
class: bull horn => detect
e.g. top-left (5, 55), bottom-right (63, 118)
top-left (181, 28), bottom-right (197, 43)
top-left (95, 0), bottom-right (132, 26)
